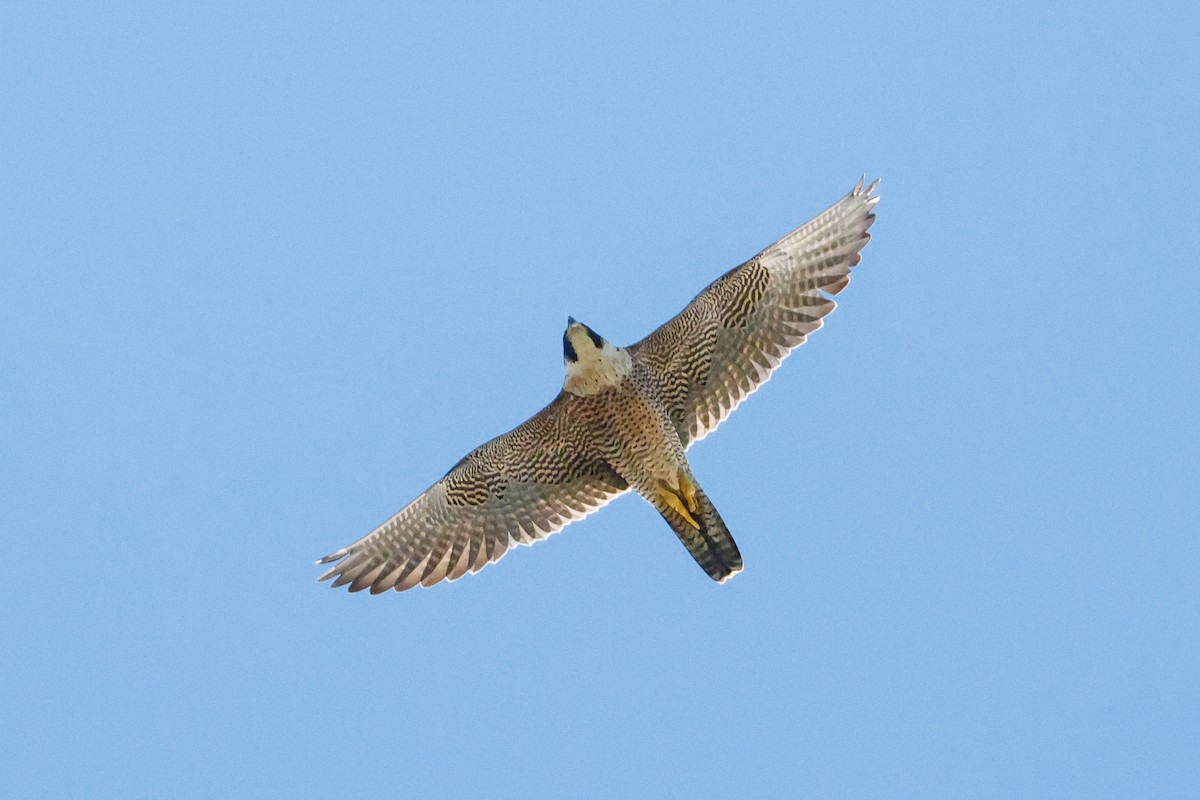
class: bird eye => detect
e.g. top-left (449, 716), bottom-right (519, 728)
top-left (562, 332), bottom-right (578, 362)
top-left (585, 328), bottom-right (604, 349)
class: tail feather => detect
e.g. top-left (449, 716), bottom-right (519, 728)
top-left (653, 485), bottom-right (743, 582)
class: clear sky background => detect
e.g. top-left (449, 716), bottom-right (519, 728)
top-left (2, 2), bottom-right (1196, 797)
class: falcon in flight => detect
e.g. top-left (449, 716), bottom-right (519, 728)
top-left (318, 178), bottom-right (880, 593)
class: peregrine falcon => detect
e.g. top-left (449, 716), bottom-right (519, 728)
top-left (318, 178), bottom-right (880, 593)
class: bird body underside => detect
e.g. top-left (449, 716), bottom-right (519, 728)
top-left (317, 177), bottom-right (879, 593)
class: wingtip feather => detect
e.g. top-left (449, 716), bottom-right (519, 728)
top-left (316, 548), bottom-right (349, 565)
top-left (852, 175), bottom-right (881, 202)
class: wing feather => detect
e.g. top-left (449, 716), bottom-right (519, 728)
top-left (317, 394), bottom-right (628, 593)
top-left (630, 178), bottom-right (879, 445)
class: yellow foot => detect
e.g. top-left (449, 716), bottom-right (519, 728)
top-left (678, 471), bottom-right (700, 514)
top-left (660, 484), bottom-right (701, 530)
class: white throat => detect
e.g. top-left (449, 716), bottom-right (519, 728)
top-left (564, 345), bottom-right (632, 396)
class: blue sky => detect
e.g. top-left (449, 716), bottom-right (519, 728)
top-left (2, 1), bottom-right (1196, 797)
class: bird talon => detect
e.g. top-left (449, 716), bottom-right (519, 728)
top-left (661, 488), bottom-right (701, 530)
top-left (678, 471), bottom-right (699, 514)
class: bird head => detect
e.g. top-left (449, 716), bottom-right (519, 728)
top-left (562, 317), bottom-right (630, 395)
top-left (563, 316), bottom-right (606, 363)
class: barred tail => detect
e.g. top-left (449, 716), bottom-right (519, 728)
top-left (651, 483), bottom-right (744, 583)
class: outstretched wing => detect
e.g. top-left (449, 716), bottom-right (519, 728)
top-left (317, 394), bottom-right (628, 593)
top-left (629, 178), bottom-right (879, 446)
